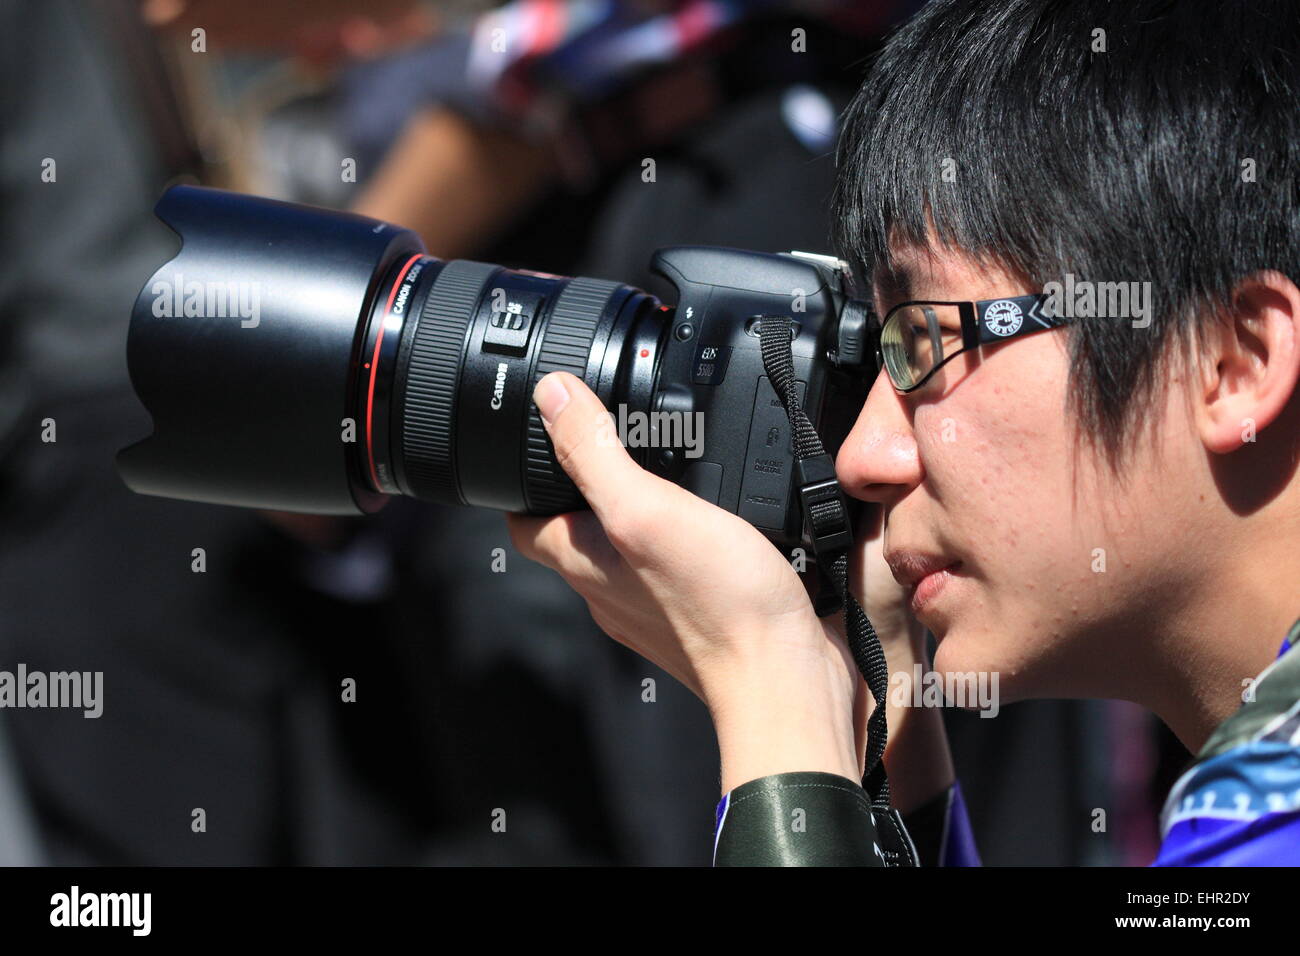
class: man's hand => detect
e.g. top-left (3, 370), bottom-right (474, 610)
top-left (508, 372), bottom-right (863, 792)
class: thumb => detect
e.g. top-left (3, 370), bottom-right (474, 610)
top-left (533, 371), bottom-right (657, 518)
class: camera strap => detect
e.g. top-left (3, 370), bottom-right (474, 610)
top-left (758, 315), bottom-right (918, 867)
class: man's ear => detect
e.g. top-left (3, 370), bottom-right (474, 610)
top-left (1199, 270), bottom-right (1300, 454)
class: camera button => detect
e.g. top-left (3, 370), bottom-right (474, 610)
top-left (483, 291), bottom-right (542, 355)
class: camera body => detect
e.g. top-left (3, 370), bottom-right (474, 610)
top-left (118, 187), bottom-right (872, 554)
top-left (635, 246), bottom-right (868, 549)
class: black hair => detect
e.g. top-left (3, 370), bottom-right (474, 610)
top-left (833, 0), bottom-right (1300, 454)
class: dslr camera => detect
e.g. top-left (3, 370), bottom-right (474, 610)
top-left (119, 186), bottom-right (875, 552)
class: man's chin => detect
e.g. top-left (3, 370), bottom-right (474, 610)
top-left (930, 627), bottom-right (1028, 702)
top-left (929, 631), bottom-right (964, 674)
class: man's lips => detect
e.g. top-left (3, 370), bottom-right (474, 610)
top-left (885, 551), bottom-right (962, 614)
top-left (885, 550), bottom-right (960, 588)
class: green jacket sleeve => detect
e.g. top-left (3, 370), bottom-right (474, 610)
top-left (712, 771), bottom-right (910, 866)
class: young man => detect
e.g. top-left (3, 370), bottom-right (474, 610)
top-left (508, 0), bottom-right (1300, 865)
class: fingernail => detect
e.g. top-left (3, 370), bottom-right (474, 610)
top-left (534, 373), bottom-right (571, 428)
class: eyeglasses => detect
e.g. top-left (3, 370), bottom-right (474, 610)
top-left (872, 293), bottom-right (1067, 392)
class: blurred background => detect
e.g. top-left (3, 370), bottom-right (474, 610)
top-left (0, 0), bottom-right (1190, 865)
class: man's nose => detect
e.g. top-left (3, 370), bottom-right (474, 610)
top-left (835, 370), bottom-right (922, 506)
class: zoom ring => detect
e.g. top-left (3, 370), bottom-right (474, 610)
top-left (524, 277), bottom-right (621, 513)
top-left (399, 260), bottom-right (499, 503)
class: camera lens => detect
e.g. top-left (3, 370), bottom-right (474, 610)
top-left (119, 186), bottom-right (665, 516)
top-left (356, 253), bottom-right (664, 514)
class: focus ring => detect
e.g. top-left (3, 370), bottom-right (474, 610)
top-left (398, 260), bottom-right (498, 503)
top-left (524, 277), bottom-right (621, 513)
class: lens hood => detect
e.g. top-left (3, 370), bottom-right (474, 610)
top-left (117, 185), bottom-right (423, 513)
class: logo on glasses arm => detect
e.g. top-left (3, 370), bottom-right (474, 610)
top-left (982, 300), bottom-right (1023, 336)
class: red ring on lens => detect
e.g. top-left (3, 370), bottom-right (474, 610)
top-left (366, 253), bottom-right (423, 491)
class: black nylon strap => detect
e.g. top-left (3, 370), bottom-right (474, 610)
top-left (757, 316), bottom-right (894, 813)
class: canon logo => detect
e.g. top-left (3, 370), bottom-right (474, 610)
top-left (490, 362), bottom-right (509, 410)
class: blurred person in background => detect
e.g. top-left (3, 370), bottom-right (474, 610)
top-left (0, 0), bottom-right (448, 865)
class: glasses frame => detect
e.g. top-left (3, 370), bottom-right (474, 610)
top-left (871, 293), bottom-right (1068, 393)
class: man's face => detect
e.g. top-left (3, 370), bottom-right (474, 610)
top-left (836, 241), bottom-right (1209, 703)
